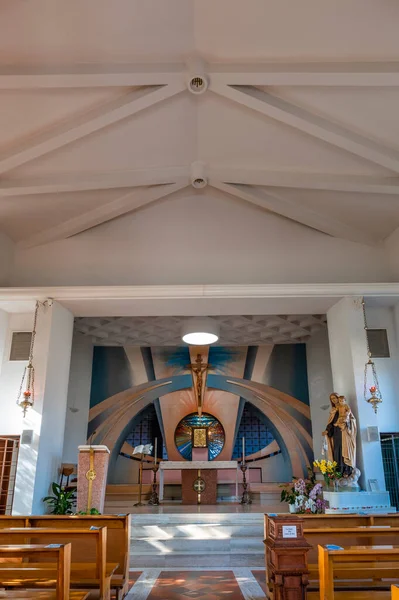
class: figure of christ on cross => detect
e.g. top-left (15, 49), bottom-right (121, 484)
top-left (187, 353), bottom-right (212, 417)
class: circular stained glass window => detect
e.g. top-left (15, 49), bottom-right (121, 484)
top-left (174, 412), bottom-right (225, 461)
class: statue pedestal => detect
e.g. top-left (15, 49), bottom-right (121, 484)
top-left (77, 445), bottom-right (110, 513)
top-left (324, 490), bottom-right (396, 514)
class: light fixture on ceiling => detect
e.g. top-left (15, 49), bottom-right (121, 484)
top-left (182, 317), bottom-right (219, 345)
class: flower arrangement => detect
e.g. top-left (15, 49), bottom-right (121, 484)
top-left (280, 470), bottom-right (327, 514)
top-left (313, 459), bottom-right (342, 487)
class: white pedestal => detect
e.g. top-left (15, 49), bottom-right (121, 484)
top-left (324, 491), bottom-right (396, 514)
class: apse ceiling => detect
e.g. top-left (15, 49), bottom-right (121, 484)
top-left (74, 314), bottom-right (327, 346)
top-left (1, 1), bottom-right (399, 246)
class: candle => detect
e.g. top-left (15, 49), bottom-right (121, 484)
top-left (242, 437), bottom-right (245, 464)
top-left (154, 438), bottom-right (158, 466)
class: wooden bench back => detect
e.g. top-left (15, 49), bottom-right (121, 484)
top-left (0, 515), bottom-right (130, 582)
top-left (0, 528), bottom-right (106, 580)
top-left (0, 543), bottom-right (71, 600)
top-left (305, 526), bottom-right (399, 566)
top-left (319, 545), bottom-right (399, 600)
top-left (295, 513), bottom-right (399, 528)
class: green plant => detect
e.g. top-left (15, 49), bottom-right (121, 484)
top-left (76, 508), bottom-right (101, 515)
top-left (43, 482), bottom-right (75, 515)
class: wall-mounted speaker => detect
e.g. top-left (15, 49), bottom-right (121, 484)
top-left (367, 426), bottom-right (379, 442)
top-left (21, 429), bottom-right (33, 445)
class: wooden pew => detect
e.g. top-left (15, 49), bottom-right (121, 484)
top-left (0, 544), bottom-right (89, 600)
top-left (0, 528), bottom-right (117, 600)
top-left (0, 515), bottom-right (130, 600)
top-left (318, 545), bottom-right (399, 600)
top-left (264, 514), bottom-right (399, 539)
top-left (264, 515), bottom-right (399, 584)
top-left (0, 593), bottom-right (89, 599)
top-left (306, 527), bottom-right (399, 579)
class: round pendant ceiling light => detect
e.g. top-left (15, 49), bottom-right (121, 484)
top-left (181, 317), bottom-right (219, 345)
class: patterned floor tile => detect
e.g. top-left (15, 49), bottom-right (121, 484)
top-left (147, 571), bottom-right (245, 599)
top-left (128, 571), bottom-right (143, 589)
top-left (251, 570), bottom-right (267, 593)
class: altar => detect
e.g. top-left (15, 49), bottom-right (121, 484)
top-left (158, 460), bottom-right (239, 504)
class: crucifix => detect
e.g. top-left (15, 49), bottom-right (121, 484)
top-left (187, 353), bottom-right (212, 417)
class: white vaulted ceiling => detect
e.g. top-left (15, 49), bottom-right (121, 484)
top-left (1, 1), bottom-right (399, 248)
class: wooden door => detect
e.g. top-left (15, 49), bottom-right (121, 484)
top-left (0, 436), bottom-right (20, 514)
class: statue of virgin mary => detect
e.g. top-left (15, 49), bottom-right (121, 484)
top-left (322, 392), bottom-right (357, 477)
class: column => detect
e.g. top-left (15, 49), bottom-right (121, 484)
top-left (62, 333), bottom-right (93, 464)
top-left (327, 297), bottom-right (385, 490)
top-left (0, 309), bottom-right (9, 372)
top-left (306, 328), bottom-right (334, 455)
top-left (13, 300), bottom-right (74, 514)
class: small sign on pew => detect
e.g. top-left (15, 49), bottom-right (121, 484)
top-left (46, 544), bottom-right (62, 548)
top-left (282, 525), bottom-right (297, 538)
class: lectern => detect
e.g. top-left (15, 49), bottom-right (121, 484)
top-left (264, 515), bottom-right (312, 600)
top-left (77, 445), bottom-right (110, 513)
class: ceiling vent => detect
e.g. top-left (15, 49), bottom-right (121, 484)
top-left (187, 75), bottom-right (208, 95)
top-left (9, 332), bottom-right (32, 361)
top-left (190, 161), bottom-right (208, 189)
top-left (367, 329), bottom-right (390, 358)
top-left (192, 177), bottom-right (207, 189)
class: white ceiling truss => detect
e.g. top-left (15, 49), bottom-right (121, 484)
top-left (3, 60), bottom-right (399, 247)
top-left (75, 314), bottom-right (327, 346)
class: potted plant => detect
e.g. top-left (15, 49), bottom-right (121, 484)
top-left (280, 470), bottom-right (327, 514)
top-left (76, 508), bottom-right (101, 515)
top-left (43, 482), bottom-right (76, 514)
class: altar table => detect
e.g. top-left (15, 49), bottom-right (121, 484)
top-left (158, 461), bottom-right (239, 503)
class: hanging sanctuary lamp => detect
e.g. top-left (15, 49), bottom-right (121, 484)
top-left (17, 301), bottom-right (39, 417)
top-left (362, 297), bottom-right (383, 414)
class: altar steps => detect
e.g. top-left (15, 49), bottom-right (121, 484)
top-left (129, 512), bottom-right (265, 568)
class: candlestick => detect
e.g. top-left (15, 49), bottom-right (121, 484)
top-left (242, 436), bottom-right (245, 464)
top-left (154, 437), bottom-right (158, 466)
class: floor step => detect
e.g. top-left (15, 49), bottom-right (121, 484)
top-left (129, 511), bottom-right (266, 568)
top-left (131, 537), bottom-right (264, 553)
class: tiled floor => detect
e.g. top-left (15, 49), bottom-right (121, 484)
top-left (128, 570), bottom-right (143, 587)
top-left (147, 571), bottom-right (245, 599)
top-left (126, 568), bottom-right (266, 599)
top-left (252, 570), bottom-right (267, 594)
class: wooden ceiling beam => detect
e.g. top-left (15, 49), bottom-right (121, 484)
top-left (1, 62), bottom-right (399, 88)
top-left (210, 180), bottom-right (373, 246)
top-left (3, 168), bottom-right (399, 197)
top-left (0, 166), bottom-right (190, 196)
top-left (209, 61), bottom-right (399, 86)
top-left (208, 167), bottom-right (399, 195)
top-left (18, 181), bottom-right (188, 248)
top-left (0, 64), bottom-right (185, 88)
top-left (0, 83), bottom-right (185, 175)
top-left (210, 84), bottom-right (399, 174)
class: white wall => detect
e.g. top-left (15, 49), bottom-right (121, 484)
top-left (384, 226), bottom-right (399, 281)
top-left (0, 232), bottom-right (15, 285)
top-left (10, 190), bottom-right (390, 286)
top-left (327, 297), bottom-right (386, 491)
top-left (62, 333), bottom-right (93, 464)
top-left (0, 312), bottom-right (33, 437)
top-left (8, 303), bottom-right (74, 515)
top-left (366, 306), bottom-right (399, 434)
top-left (31, 302), bottom-right (74, 514)
top-left (306, 329), bottom-right (334, 456)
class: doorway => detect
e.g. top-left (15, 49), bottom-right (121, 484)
top-left (0, 436), bottom-right (20, 515)
top-left (380, 433), bottom-right (399, 510)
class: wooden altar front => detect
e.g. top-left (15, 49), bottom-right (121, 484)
top-left (158, 461), bottom-right (238, 504)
